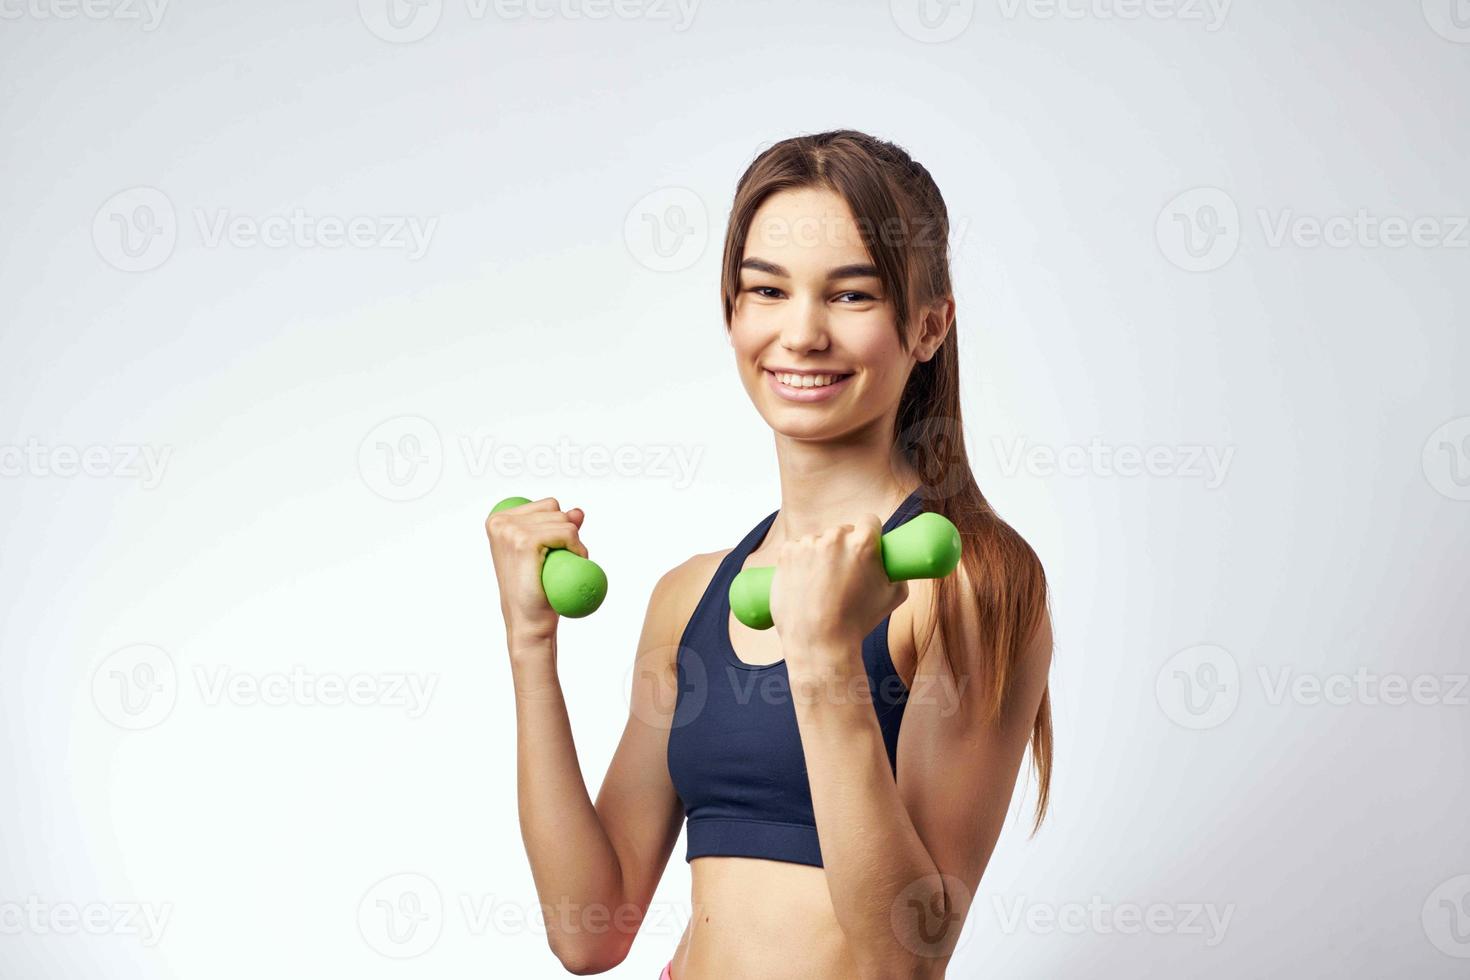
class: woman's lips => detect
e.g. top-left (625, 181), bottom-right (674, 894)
top-left (765, 369), bottom-right (854, 402)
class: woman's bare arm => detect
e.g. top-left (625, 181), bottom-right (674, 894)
top-left (509, 554), bottom-right (709, 973)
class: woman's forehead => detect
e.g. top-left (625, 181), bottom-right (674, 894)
top-left (746, 189), bottom-right (875, 268)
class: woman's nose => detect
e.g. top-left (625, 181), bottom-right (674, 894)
top-left (779, 296), bottom-right (829, 353)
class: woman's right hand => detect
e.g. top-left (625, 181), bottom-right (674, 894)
top-left (484, 496), bottom-right (589, 645)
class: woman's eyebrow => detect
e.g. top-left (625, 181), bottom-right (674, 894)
top-left (740, 257), bottom-right (880, 280)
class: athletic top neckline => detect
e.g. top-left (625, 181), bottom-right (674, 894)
top-left (718, 487), bottom-right (928, 674)
top-left (665, 486), bottom-right (929, 869)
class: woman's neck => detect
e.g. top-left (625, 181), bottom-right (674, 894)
top-left (766, 429), bottom-right (922, 542)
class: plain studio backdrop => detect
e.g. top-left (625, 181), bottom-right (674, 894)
top-left (1, 0), bottom-right (1466, 976)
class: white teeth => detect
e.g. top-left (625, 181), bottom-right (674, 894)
top-left (774, 371), bottom-right (844, 388)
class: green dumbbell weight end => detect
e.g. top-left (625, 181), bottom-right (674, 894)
top-left (728, 511), bottom-right (963, 630)
top-left (490, 496), bottom-right (608, 618)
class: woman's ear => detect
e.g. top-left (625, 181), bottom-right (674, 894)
top-left (913, 297), bottom-right (955, 362)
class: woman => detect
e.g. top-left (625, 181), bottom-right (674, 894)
top-left (486, 129), bottom-right (1053, 978)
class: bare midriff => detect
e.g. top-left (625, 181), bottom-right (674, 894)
top-left (668, 856), bottom-right (858, 979)
top-left (663, 558), bottom-right (926, 979)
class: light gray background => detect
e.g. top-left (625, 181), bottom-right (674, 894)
top-left (1, 0), bottom-right (1467, 976)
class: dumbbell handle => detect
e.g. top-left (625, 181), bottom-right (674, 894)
top-left (728, 511), bottom-right (963, 630)
top-left (490, 496), bottom-right (608, 619)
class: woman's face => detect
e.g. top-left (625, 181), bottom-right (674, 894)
top-left (729, 186), bottom-right (925, 443)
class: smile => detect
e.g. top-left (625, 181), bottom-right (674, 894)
top-left (764, 368), bottom-right (855, 402)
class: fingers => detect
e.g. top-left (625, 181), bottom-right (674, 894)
top-left (484, 499), bottom-right (589, 560)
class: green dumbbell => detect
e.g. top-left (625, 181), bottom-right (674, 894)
top-left (490, 495), bottom-right (608, 618)
top-left (728, 511), bottom-right (963, 630)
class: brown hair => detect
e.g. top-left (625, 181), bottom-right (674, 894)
top-left (718, 130), bottom-right (1053, 833)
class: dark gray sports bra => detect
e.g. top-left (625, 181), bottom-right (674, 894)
top-left (665, 489), bottom-right (923, 868)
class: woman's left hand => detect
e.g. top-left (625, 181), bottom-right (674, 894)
top-left (768, 513), bottom-right (909, 663)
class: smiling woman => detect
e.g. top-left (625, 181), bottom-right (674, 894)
top-left (487, 129), bottom-right (1053, 979)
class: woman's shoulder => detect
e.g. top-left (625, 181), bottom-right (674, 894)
top-left (643, 547), bottom-right (735, 643)
top-left (654, 546), bottom-right (733, 605)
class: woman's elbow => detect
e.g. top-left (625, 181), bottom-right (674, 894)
top-left (549, 933), bottom-right (635, 975)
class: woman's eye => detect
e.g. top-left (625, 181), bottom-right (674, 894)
top-left (749, 286), bottom-right (783, 299)
top-left (835, 291), bottom-right (874, 303)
